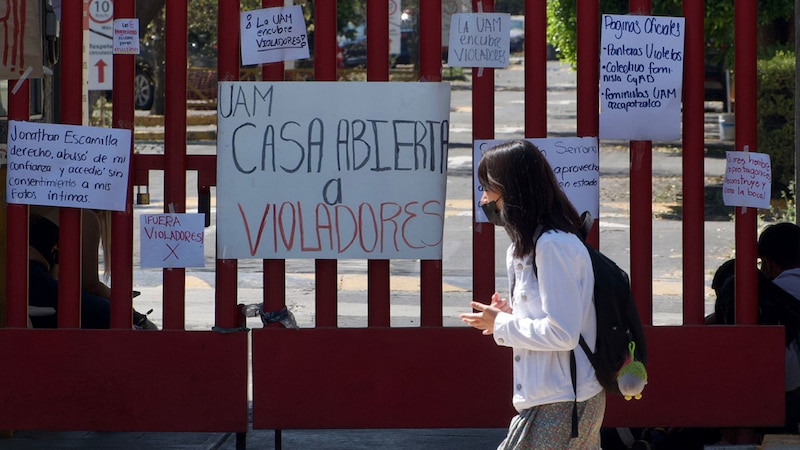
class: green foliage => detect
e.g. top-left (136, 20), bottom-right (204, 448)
top-left (546, 0), bottom-right (791, 70)
top-left (757, 51), bottom-right (795, 198)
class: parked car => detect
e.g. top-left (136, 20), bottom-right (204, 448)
top-left (509, 15), bottom-right (524, 53)
top-left (133, 55), bottom-right (155, 110)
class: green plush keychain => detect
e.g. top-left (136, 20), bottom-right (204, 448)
top-left (616, 342), bottom-right (648, 400)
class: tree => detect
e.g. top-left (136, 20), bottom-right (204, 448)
top-left (547, 1), bottom-right (794, 70)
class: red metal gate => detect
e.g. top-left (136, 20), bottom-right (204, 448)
top-left (0, 0), bottom-right (785, 441)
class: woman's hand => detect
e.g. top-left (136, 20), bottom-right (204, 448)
top-left (490, 292), bottom-right (512, 313)
top-left (460, 301), bottom-right (501, 335)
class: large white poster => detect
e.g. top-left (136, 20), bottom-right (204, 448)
top-left (599, 14), bottom-right (685, 141)
top-left (217, 82), bottom-right (451, 260)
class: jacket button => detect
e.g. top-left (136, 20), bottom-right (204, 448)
top-left (521, 294), bottom-right (527, 301)
top-left (514, 355), bottom-right (521, 362)
top-left (498, 338), bottom-right (505, 343)
top-left (516, 384), bottom-right (522, 391)
top-left (516, 263), bottom-right (523, 270)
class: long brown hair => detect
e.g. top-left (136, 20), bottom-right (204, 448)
top-left (477, 139), bottom-right (582, 258)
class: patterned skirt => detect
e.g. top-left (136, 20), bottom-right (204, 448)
top-left (497, 391), bottom-right (606, 450)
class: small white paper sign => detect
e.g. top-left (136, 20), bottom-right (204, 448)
top-left (140, 214), bottom-right (206, 268)
top-left (6, 120), bottom-right (131, 211)
top-left (113, 19), bottom-right (140, 54)
top-left (599, 14), bottom-right (685, 141)
top-left (474, 138), bottom-right (600, 222)
top-left (447, 13), bottom-right (510, 68)
top-left (722, 151), bottom-right (772, 209)
top-left (240, 5), bottom-right (310, 65)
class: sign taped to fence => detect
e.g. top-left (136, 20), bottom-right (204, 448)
top-left (240, 5), bottom-right (309, 66)
top-left (217, 82), bottom-right (451, 260)
top-left (5, 120), bottom-right (132, 211)
top-left (140, 213), bottom-right (205, 268)
top-left (447, 13), bottom-right (510, 68)
top-left (599, 14), bottom-right (685, 141)
top-left (474, 138), bottom-right (600, 223)
top-left (722, 151), bottom-right (772, 210)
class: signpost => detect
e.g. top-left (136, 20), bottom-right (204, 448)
top-left (88, 0), bottom-right (113, 91)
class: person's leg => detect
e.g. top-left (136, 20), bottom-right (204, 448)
top-left (28, 261), bottom-right (59, 328)
top-left (80, 290), bottom-right (111, 329)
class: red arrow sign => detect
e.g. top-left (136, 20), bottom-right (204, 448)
top-left (95, 59), bottom-right (108, 83)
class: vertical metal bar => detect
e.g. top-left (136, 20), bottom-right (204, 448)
top-left (627, 0), bottom-right (653, 326)
top-left (419, 0), bottom-right (443, 327)
top-left (57, 0), bottom-right (85, 328)
top-left (471, 0), bottom-right (495, 314)
top-left (110, 0), bottom-right (136, 329)
top-left (682, 0), bottom-right (706, 324)
top-left (314, 0), bottom-right (338, 327)
top-left (162, 1), bottom-right (188, 330)
top-left (216, 0), bottom-right (241, 330)
top-left (734, 0), bottom-right (759, 325)
top-left (366, 0), bottom-right (391, 327)
top-left (261, 1), bottom-right (287, 327)
top-left (6, 83), bottom-right (29, 328)
top-left (576, 0), bottom-right (600, 248)
top-left (524, 0), bottom-right (546, 138)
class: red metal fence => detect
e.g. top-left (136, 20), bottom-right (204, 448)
top-left (0, 0), bottom-right (785, 443)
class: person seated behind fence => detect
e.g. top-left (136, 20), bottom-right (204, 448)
top-left (27, 211), bottom-right (156, 329)
top-left (709, 222), bottom-right (800, 433)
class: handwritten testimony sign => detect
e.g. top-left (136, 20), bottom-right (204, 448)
top-left (113, 19), bottom-right (140, 54)
top-left (217, 82), bottom-right (451, 260)
top-left (474, 138), bottom-right (600, 222)
top-left (447, 13), bottom-right (511, 68)
top-left (140, 213), bottom-right (205, 268)
top-left (6, 120), bottom-right (131, 211)
top-left (599, 14), bottom-right (685, 141)
top-left (240, 5), bottom-right (309, 65)
top-left (722, 151), bottom-right (772, 210)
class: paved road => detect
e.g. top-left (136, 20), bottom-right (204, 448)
top-left (129, 61), bottom-right (734, 331)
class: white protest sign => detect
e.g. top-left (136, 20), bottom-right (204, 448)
top-left (113, 18), bottom-right (140, 54)
top-left (447, 13), bottom-right (510, 68)
top-left (599, 15), bottom-right (685, 141)
top-left (240, 5), bottom-right (309, 65)
top-left (474, 138), bottom-right (600, 222)
top-left (6, 121), bottom-right (131, 211)
top-left (217, 82), bottom-right (451, 260)
top-left (140, 214), bottom-right (205, 268)
top-left (722, 151), bottom-right (772, 210)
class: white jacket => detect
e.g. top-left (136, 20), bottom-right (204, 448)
top-left (493, 230), bottom-right (603, 411)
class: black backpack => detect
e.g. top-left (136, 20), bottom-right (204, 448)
top-left (532, 214), bottom-right (647, 436)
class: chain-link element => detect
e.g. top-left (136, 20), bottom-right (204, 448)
top-left (242, 304), bottom-right (299, 329)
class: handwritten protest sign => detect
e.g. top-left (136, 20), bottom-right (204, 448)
top-left (217, 82), bottom-right (451, 260)
top-left (474, 138), bottom-right (600, 222)
top-left (240, 5), bottom-right (309, 66)
top-left (6, 120), bottom-right (131, 211)
top-left (722, 151), bottom-right (772, 210)
top-left (113, 19), bottom-right (140, 54)
top-left (447, 13), bottom-right (510, 68)
top-left (140, 213), bottom-right (205, 268)
top-left (0, 0), bottom-right (43, 79)
top-left (599, 14), bottom-right (685, 141)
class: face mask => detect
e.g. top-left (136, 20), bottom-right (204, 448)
top-left (481, 200), bottom-right (505, 227)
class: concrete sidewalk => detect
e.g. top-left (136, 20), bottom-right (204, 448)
top-left (4, 427), bottom-right (509, 449)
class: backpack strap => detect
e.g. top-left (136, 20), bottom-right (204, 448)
top-left (569, 350), bottom-right (579, 438)
top-left (579, 335), bottom-right (596, 367)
